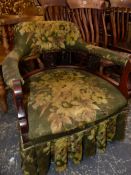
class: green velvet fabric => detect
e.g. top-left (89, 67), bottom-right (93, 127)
top-left (20, 112), bottom-right (127, 175)
top-left (2, 21), bottom-right (130, 88)
top-left (23, 68), bottom-right (127, 142)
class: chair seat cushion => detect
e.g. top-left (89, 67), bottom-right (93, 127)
top-left (23, 68), bottom-right (127, 141)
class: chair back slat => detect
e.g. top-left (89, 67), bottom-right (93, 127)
top-left (93, 9), bottom-right (100, 45)
top-left (101, 10), bottom-right (108, 47)
top-left (109, 5), bottom-right (131, 48)
top-left (121, 9), bottom-right (125, 41)
top-left (110, 8), bottom-right (117, 46)
top-left (72, 9), bottom-right (86, 41)
top-left (116, 9), bottom-right (120, 41)
top-left (88, 9), bottom-right (95, 44)
top-left (80, 9), bottom-right (90, 43)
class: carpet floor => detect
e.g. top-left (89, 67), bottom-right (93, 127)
top-left (0, 92), bottom-right (131, 175)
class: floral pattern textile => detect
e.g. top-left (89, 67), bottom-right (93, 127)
top-left (21, 112), bottom-right (127, 175)
top-left (22, 68), bottom-right (127, 141)
top-left (14, 20), bottom-right (81, 53)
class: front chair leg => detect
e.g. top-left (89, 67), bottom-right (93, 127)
top-left (0, 78), bottom-right (7, 113)
top-left (13, 79), bottom-right (29, 137)
top-left (119, 60), bottom-right (131, 98)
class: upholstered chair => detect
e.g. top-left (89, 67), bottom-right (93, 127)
top-left (99, 0), bottom-right (131, 96)
top-left (108, 0), bottom-right (131, 52)
top-left (2, 20), bottom-right (131, 175)
top-left (38, 0), bottom-right (69, 21)
top-left (40, 0), bottom-right (108, 47)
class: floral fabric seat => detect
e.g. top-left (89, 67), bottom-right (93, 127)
top-left (23, 68), bottom-right (127, 141)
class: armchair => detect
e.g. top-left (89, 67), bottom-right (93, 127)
top-left (100, 0), bottom-right (131, 96)
top-left (41, 0), bottom-right (108, 46)
top-left (2, 20), bottom-right (130, 174)
top-left (106, 0), bottom-right (131, 52)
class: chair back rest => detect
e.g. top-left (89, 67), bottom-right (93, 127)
top-left (40, 0), bottom-right (107, 47)
top-left (14, 21), bottom-right (83, 58)
top-left (38, 0), bottom-right (69, 21)
top-left (108, 0), bottom-right (131, 47)
top-left (67, 0), bottom-right (107, 46)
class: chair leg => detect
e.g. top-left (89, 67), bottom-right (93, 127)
top-left (0, 78), bottom-right (7, 113)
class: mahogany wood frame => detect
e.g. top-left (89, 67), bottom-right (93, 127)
top-left (107, 2), bottom-right (131, 52)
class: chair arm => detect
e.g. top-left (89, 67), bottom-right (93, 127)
top-left (13, 79), bottom-right (29, 134)
top-left (2, 50), bottom-right (24, 88)
top-left (119, 59), bottom-right (131, 98)
top-left (85, 44), bottom-right (129, 66)
top-left (84, 44), bottom-right (131, 98)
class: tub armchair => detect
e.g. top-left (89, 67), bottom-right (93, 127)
top-left (2, 20), bottom-right (130, 175)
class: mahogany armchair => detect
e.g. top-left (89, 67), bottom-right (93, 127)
top-left (2, 20), bottom-right (130, 175)
top-left (41, 0), bottom-right (108, 47)
top-left (107, 0), bottom-right (131, 52)
top-left (100, 0), bottom-right (131, 96)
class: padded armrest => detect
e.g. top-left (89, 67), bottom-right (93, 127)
top-left (74, 43), bottom-right (130, 66)
top-left (2, 50), bottom-right (24, 88)
top-left (86, 45), bottom-right (130, 65)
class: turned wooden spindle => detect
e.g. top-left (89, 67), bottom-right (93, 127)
top-left (2, 26), bottom-right (9, 54)
top-left (0, 78), bottom-right (7, 113)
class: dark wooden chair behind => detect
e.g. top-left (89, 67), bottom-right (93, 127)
top-left (39, 0), bottom-right (70, 21)
top-left (107, 0), bottom-right (131, 53)
top-left (39, 0), bottom-right (108, 47)
top-left (67, 0), bottom-right (108, 47)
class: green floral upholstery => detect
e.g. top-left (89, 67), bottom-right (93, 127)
top-left (21, 112), bottom-right (127, 174)
top-left (23, 68), bottom-right (127, 142)
top-left (2, 21), bottom-right (130, 88)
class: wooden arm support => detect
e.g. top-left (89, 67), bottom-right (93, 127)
top-left (119, 59), bottom-right (131, 98)
top-left (13, 79), bottom-right (29, 134)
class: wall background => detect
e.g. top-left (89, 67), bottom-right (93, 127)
top-left (0, 0), bottom-right (42, 15)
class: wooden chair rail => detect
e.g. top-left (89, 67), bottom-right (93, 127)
top-left (13, 79), bottom-right (29, 134)
top-left (119, 60), bottom-right (131, 98)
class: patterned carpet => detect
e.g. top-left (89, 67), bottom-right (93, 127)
top-left (0, 92), bottom-right (131, 175)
